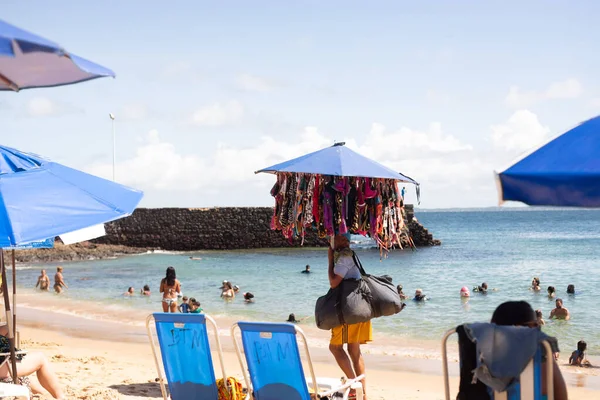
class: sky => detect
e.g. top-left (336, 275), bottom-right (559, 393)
top-left (2, 1), bottom-right (600, 209)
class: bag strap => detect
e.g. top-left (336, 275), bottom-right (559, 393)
top-left (351, 251), bottom-right (367, 276)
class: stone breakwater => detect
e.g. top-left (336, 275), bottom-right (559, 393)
top-left (94, 206), bottom-right (440, 250)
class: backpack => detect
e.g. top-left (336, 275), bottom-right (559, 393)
top-left (217, 377), bottom-right (245, 400)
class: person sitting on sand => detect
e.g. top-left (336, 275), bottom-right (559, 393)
top-left (140, 284), bottom-right (151, 296)
top-left (178, 296), bottom-right (190, 313)
top-left (536, 309), bottom-right (545, 326)
top-left (53, 267), bottom-right (68, 294)
top-left (491, 301), bottom-right (568, 400)
top-left (413, 288), bottom-right (427, 302)
top-left (0, 325), bottom-right (65, 399)
top-left (190, 299), bottom-right (203, 313)
top-left (567, 284), bottom-right (575, 295)
top-left (396, 284), bottom-right (408, 300)
top-left (302, 265), bottom-right (311, 274)
top-left (531, 277), bottom-right (541, 292)
top-left (243, 292), bottom-right (255, 303)
top-left (569, 340), bottom-right (592, 367)
top-left (160, 266), bottom-right (181, 313)
top-left (35, 269), bottom-right (50, 291)
top-left (124, 287), bottom-right (135, 296)
top-left (549, 298), bottom-right (570, 320)
top-left (547, 286), bottom-right (556, 298)
top-left (221, 282), bottom-right (235, 299)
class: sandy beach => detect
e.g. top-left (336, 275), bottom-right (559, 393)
top-left (5, 300), bottom-right (599, 400)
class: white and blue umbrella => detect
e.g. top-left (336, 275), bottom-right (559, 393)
top-left (0, 145), bottom-right (142, 378)
top-left (0, 19), bottom-right (114, 91)
top-left (496, 115), bottom-right (600, 207)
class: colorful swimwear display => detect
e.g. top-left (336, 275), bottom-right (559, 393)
top-left (269, 173), bottom-right (413, 251)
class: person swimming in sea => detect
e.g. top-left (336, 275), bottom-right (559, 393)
top-left (531, 277), bottom-right (541, 291)
top-left (536, 309), bottom-right (545, 326)
top-left (301, 265), bottom-right (311, 274)
top-left (141, 284), bottom-right (151, 296)
top-left (460, 286), bottom-right (470, 298)
top-left (473, 282), bottom-right (488, 293)
top-left (286, 313), bottom-right (310, 323)
top-left (396, 284), bottom-right (408, 300)
top-left (567, 284), bottom-right (575, 295)
top-left (243, 292), bottom-right (255, 303)
top-left (547, 286), bottom-right (556, 298)
top-left (124, 287), bottom-right (135, 296)
top-left (189, 256), bottom-right (202, 260)
top-left (413, 288), bottom-right (427, 302)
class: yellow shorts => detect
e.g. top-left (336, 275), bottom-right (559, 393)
top-left (330, 321), bottom-right (372, 345)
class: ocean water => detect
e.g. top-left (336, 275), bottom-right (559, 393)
top-left (12, 208), bottom-right (600, 356)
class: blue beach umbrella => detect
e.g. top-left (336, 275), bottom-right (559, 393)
top-left (0, 19), bottom-right (114, 91)
top-left (0, 144), bottom-right (142, 379)
top-left (256, 142), bottom-right (419, 184)
top-left (496, 115), bottom-right (600, 207)
top-left (0, 145), bottom-right (143, 246)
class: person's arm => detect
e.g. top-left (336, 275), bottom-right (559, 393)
top-left (549, 309), bottom-right (555, 319)
top-left (59, 275), bottom-right (68, 289)
top-left (328, 247), bottom-right (344, 289)
top-left (35, 277), bottom-right (40, 288)
top-left (159, 279), bottom-right (164, 294)
top-left (565, 309), bottom-right (570, 321)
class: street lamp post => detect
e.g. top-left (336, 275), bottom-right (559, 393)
top-left (109, 113), bottom-right (115, 181)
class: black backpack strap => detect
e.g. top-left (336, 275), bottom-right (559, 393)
top-left (351, 251), bottom-right (367, 276)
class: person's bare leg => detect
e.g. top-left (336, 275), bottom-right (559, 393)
top-left (16, 352), bottom-right (64, 399)
top-left (348, 343), bottom-right (367, 399)
top-left (329, 344), bottom-right (356, 379)
top-left (161, 300), bottom-right (168, 312)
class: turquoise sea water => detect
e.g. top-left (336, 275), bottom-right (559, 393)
top-left (13, 209), bottom-right (600, 355)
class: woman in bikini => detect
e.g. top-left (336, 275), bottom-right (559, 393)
top-left (220, 281), bottom-right (235, 300)
top-left (160, 266), bottom-right (181, 313)
top-left (53, 267), bottom-right (68, 294)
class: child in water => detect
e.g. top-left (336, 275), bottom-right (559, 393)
top-left (535, 309), bottom-right (545, 326)
top-left (569, 341), bottom-right (592, 367)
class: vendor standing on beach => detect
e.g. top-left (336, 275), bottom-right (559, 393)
top-left (54, 267), bottom-right (68, 293)
top-left (160, 266), bottom-right (181, 313)
top-left (328, 234), bottom-right (370, 398)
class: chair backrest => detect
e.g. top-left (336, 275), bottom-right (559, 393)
top-left (442, 324), bottom-right (553, 400)
top-left (232, 322), bottom-right (315, 400)
top-left (148, 313), bottom-right (225, 400)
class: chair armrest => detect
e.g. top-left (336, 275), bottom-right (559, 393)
top-left (318, 374), bottom-right (365, 398)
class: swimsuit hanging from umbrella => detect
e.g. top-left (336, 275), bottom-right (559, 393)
top-left (256, 142), bottom-right (419, 251)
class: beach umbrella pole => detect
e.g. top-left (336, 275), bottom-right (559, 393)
top-left (0, 250), bottom-right (18, 381)
top-left (11, 250), bottom-right (15, 341)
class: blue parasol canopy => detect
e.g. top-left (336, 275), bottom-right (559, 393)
top-left (0, 19), bottom-right (114, 91)
top-left (496, 115), bottom-right (600, 207)
top-left (0, 145), bottom-right (143, 247)
top-left (256, 142), bottom-right (419, 184)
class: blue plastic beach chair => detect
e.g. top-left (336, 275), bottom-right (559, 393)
top-left (442, 324), bottom-right (554, 400)
top-left (231, 321), bottom-right (364, 400)
top-left (146, 313), bottom-right (227, 400)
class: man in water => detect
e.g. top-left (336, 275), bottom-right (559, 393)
top-left (549, 298), bottom-right (570, 320)
top-left (327, 234), bottom-right (370, 398)
top-left (35, 269), bottom-right (50, 291)
top-left (54, 266), bottom-right (68, 294)
top-left (301, 265), bottom-right (311, 274)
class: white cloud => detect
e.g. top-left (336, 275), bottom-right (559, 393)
top-left (546, 78), bottom-right (582, 99)
top-left (189, 101), bottom-right (244, 126)
top-left (505, 78), bottom-right (583, 108)
top-left (119, 103), bottom-right (149, 120)
top-left (235, 73), bottom-right (279, 92)
top-left (490, 109), bottom-right (550, 152)
top-left (25, 97), bottom-right (80, 117)
top-left (87, 122), bottom-right (488, 208)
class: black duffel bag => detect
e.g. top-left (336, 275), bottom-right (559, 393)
top-left (351, 252), bottom-right (403, 318)
top-left (315, 277), bottom-right (373, 330)
top-left (315, 251), bottom-right (404, 330)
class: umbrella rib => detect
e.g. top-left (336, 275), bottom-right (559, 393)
top-left (0, 72), bottom-right (18, 92)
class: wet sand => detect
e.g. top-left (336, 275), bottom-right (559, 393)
top-left (2, 294), bottom-right (597, 399)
